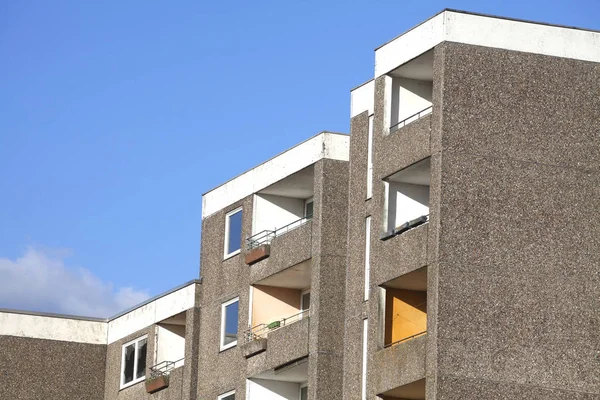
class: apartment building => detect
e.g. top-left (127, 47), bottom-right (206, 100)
top-left (343, 9), bottom-right (599, 400)
top-left (0, 9), bottom-right (598, 400)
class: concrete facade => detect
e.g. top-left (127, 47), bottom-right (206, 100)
top-left (1, 10), bottom-right (598, 400)
top-left (197, 152), bottom-right (350, 399)
top-left (345, 11), bottom-right (599, 400)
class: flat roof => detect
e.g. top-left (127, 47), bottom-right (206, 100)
top-left (0, 279), bottom-right (201, 345)
top-left (202, 131), bottom-right (349, 219)
top-left (374, 9), bottom-right (600, 78)
top-left (375, 8), bottom-right (600, 51)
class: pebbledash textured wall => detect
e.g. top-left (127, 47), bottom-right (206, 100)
top-left (343, 39), bottom-right (599, 400)
top-left (433, 42), bottom-right (600, 399)
top-left (0, 336), bottom-right (106, 400)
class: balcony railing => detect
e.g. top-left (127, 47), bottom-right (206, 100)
top-left (244, 309), bottom-right (309, 343)
top-left (380, 214), bottom-right (429, 241)
top-left (246, 216), bottom-right (312, 250)
top-left (389, 106), bottom-right (432, 133)
top-left (384, 330), bottom-right (427, 349)
top-left (149, 358), bottom-right (184, 378)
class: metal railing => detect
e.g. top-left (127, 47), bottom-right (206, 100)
top-left (246, 215), bottom-right (312, 250)
top-left (389, 106), bottom-right (432, 133)
top-left (149, 357), bottom-right (184, 378)
top-left (384, 330), bottom-right (427, 349)
top-left (244, 309), bottom-right (309, 343)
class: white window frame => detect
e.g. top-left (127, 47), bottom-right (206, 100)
top-left (224, 207), bottom-right (243, 259)
top-left (304, 197), bottom-right (314, 218)
top-left (217, 389), bottom-right (235, 400)
top-left (300, 383), bottom-right (308, 400)
top-left (120, 334), bottom-right (148, 390)
top-left (366, 114), bottom-right (374, 199)
top-left (364, 216), bottom-right (371, 301)
top-left (300, 289), bottom-right (311, 319)
top-left (361, 319), bottom-right (368, 400)
top-left (220, 297), bottom-right (239, 351)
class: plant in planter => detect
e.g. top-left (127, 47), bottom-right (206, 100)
top-left (145, 374), bottom-right (170, 394)
top-left (267, 320), bottom-right (281, 330)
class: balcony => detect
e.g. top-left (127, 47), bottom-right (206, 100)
top-left (375, 266), bottom-right (427, 399)
top-left (247, 215), bottom-right (312, 251)
top-left (389, 106), bottom-right (432, 134)
top-left (145, 312), bottom-right (186, 394)
top-left (381, 158), bottom-right (430, 241)
top-left (386, 50), bottom-right (433, 135)
top-left (246, 309), bottom-right (309, 344)
top-left (247, 357), bottom-right (309, 400)
top-left (243, 263), bottom-right (311, 358)
top-left (380, 267), bottom-right (427, 349)
top-left (245, 165), bottom-right (315, 265)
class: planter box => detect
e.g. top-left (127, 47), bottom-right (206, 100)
top-left (245, 244), bottom-right (270, 265)
top-left (146, 375), bottom-right (169, 394)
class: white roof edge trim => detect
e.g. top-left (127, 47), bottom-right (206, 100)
top-left (0, 281), bottom-right (199, 345)
top-left (202, 132), bottom-right (349, 219)
top-left (0, 312), bottom-right (108, 345)
top-left (107, 282), bottom-right (197, 344)
top-left (350, 80), bottom-right (375, 118)
top-left (375, 10), bottom-right (600, 78)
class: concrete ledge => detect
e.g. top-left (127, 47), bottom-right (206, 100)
top-left (247, 318), bottom-right (310, 377)
top-left (379, 114), bottom-right (431, 180)
top-left (250, 222), bottom-right (312, 284)
top-left (241, 338), bottom-right (268, 358)
top-left (373, 223), bottom-right (429, 286)
top-left (372, 333), bottom-right (427, 396)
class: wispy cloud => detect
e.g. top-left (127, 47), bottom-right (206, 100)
top-left (0, 247), bottom-right (150, 318)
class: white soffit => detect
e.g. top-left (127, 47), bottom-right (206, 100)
top-left (107, 282), bottom-right (196, 344)
top-left (375, 10), bottom-right (600, 78)
top-left (350, 79), bottom-right (374, 118)
top-left (202, 132), bottom-right (350, 219)
top-left (0, 312), bottom-right (107, 345)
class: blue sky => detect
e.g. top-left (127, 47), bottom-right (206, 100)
top-left (1, 1), bottom-right (598, 317)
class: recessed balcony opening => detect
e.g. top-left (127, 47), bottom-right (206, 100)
top-left (150, 312), bottom-right (186, 378)
top-left (246, 260), bottom-right (311, 343)
top-left (378, 378), bottom-right (425, 400)
top-left (248, 165), bottom-right (315, 250)
top-left (387, 50), bottom-right (433, 134)
top-left (247, 357), bottom-right (309, 400)
top-left (382, 158), bottom-right (430, 239)
top-left (380, 267), bottom-right (427, 348)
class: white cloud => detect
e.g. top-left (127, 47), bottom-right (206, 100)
top-left (0, 247), bottom-right (150, 318)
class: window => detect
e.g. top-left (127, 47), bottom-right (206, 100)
top-left (225, 208), bottom-right (243, 258)
top-left (120, 335), bottom-right (148, 389)
top-left (300, 383), bottom-right (308, 400)
top-left (301, 290), bottom-right (311, 317)
top-left (220, 297), bottom-right (239, 351)
top-left (218, 390), bottom-right (235, 400)
top-left (304, 197), bottom-right (314, 219)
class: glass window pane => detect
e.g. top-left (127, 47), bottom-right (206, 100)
top-left (136, 339), bottom-right (147, 379)
top-left (123, 343), bottom-right (135, 384)
top-left (222, 394), bottom-right (235, 400)
top-left (305, 201), bottom-right (313, 218)
top-left (301, 292), bottom-right (310, 311)
top-left (227, 210), bottom-right (242, 255)
top-left (300, 386), bottom-right (308, 400)
top-left (223, 300), bottom-right (239, 346)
